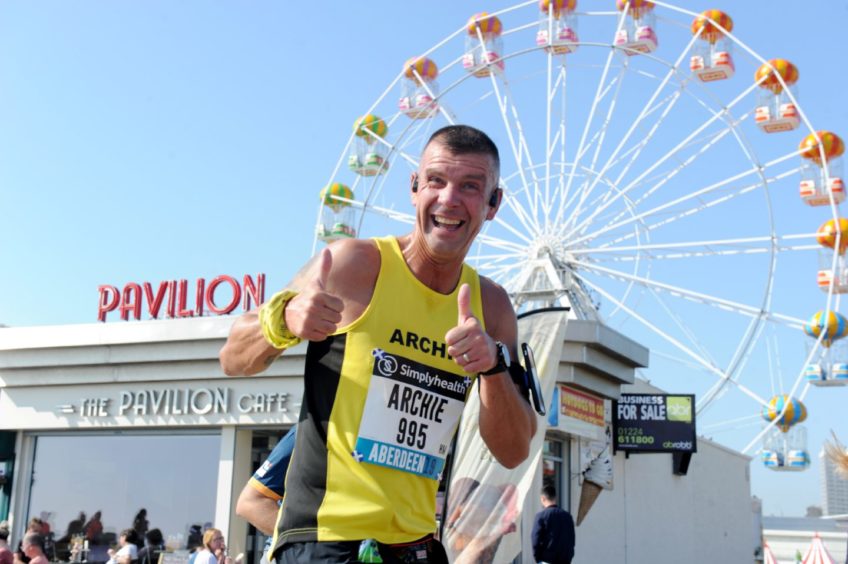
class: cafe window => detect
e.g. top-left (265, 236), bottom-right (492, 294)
top-left (542, 436), bottom-right (570, 508)
top-left (26, 432), bottom-right (220, 562)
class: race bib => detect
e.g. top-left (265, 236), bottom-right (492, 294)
top-left (353, 348), bottom-right (472, 479)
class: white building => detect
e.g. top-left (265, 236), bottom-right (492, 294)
top-left (822, 448), bottom-right (848, 516)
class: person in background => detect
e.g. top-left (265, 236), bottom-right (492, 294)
top-left (83, 511), bottom-right (103, 545)
top-left (0, 522), bottom-right (13, 564)
top-left (62, 513), bottom-right (85, 544)
top-left (193, 528), bottom-right (229, 564)
top-left (132, 509), bottom-right (149, 540)
top-left (106, 529), bottom-right (139, 564)
top-left (236, 426), bottom-right (296, 563)
top-left (17, 517), bottom-right (52, 564)
top-left (531, 484), bottom-right (575, 564)
top-left (137, 528), bottom-right (164, 564)
top-left (21, 534), bottom-right (47, 564)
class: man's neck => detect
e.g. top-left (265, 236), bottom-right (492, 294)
top-left (397, 234), bottom-right (465, 294)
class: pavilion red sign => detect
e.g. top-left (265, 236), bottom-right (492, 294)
top-left (98, 274), bottom-right (266, 322)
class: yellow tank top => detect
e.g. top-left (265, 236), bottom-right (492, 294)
top-left (274, 236), bottom-right (484, 548)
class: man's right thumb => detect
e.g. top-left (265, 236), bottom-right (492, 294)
top-left (315, 248), bottom-right (332, 290)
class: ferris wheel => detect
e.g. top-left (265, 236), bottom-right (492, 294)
top-left (312, 0), bottom-right (846, 464)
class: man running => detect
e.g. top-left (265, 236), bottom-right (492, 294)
top-left (221, 125), bottom-right (536, 563)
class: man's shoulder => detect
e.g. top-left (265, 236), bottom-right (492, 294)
top-left (328, 238), bottom-right (380, 277)
top-left (479, 275), bottom-right (512, 308)
top-left (326, 238), bottom-right (381, 303)
top-left (478, 275), bottom-right (516, 341)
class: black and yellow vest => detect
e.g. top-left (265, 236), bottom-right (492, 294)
top-left (273, 236), bottom-right (483, 549)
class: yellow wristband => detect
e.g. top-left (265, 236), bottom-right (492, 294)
top-left (259, 290), bottom-right (302, 350)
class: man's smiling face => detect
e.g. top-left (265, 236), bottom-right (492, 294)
top-left (411, 140), bottom-right (499, 263)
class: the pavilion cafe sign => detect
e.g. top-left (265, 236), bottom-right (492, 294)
top-left (97, 274), bottom-right (265, 321)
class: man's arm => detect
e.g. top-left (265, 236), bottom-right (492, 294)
top-left (446, 282), bottom-right (536, 469)
top-left (220, 247), bottom-right (343, 376)
top-left (235, 483), bottom-right (280, 536)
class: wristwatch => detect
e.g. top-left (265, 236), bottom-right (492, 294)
top-left (479, 341), bottom-right (510, 376)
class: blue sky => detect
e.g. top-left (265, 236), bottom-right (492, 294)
top-left (2, 0), bottom-right (847, 517)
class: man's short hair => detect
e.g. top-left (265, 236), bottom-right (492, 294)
top-left (425, 125), bottom-right (500, 185)
top-left (542, 483), bottom-right (557, 501)
top-left (23, 532), bottom-right (44, 551)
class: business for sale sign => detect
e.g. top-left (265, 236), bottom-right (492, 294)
top-left (613, 394), bottom-right (697, 453)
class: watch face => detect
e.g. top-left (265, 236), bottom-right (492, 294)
top-left (521, 343), bottom-right (546, 416)
top-left (498, 341), bottom-right (511, 367)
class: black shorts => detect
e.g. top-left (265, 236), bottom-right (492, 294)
top-left (276, 536), bottom-right (448, 564)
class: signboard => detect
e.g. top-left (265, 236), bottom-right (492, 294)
top-left (549, 385), bottom-right (607, 441)
top-left (614, 394), bottom-right (696, 453)
top-left (97, 273), bottom-right (265, 321)
top-left (0, 378), bottom-right (301, 429)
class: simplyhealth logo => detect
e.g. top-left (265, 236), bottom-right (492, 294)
top-left (666, 396), bottom-right (692, 423)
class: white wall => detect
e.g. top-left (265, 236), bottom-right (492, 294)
top-left (572, 438), bottom-right (756, 564)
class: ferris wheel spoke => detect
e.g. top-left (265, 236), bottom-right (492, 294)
top-left (605, 114), bottom-right (762, 228)
top-left (587, 66), bottom-right (629, 175)
top-left (570, 121), bottom-right (737, 242)
top-left (495, 175), bottom-right (541, 240)
top-left (470, 250), bottom-right (526, 263)
top-left (647, 285), bottom-right (719, 368)
top-left (563, 39), bottom-right (700, 228)
top-left (565, 79), bottom-right (763, 241)
top-left (572, 259), bottom-right (806, 328)
top-left (577, 273), bottom-right (772, 411)
top-left (574, 233), bottom-right (820, 261)
top-left (481, 67), bottom-right (543, 233)
top-left (700, 414), bottom-right (765, 433)
top-left (568, 160), bottom-right (801, 249)
top-left (543, 43), bottom-right (556, 221)
top-left (571, 31), bottom-right (700, 227)
top-left (603, 170), bottom-right (802, 249)
top-left (564, 95), bottom-right (701, 234)
top-left (475, 233), bottom-right (527, 254)
top-left (560, 19), bottom-right (623, 230)
top-left (488, 208), bottom-right (536, 246)
top-left (470, 26), bottom-right (540, 195)
top-left (492, 77), bottom-right (546, 225)
top-left (361, 128), bottom-right (421, 169)
top-left (574, 273), bottom-right (730, 385)
top-left (561, 65), bottom-right (629, 233)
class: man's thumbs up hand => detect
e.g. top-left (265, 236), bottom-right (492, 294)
top-left (446, 283), bottom-right (496, 373)
top-left (457, 282), bottom-right (474, 326)
top-left (284, 248), bottom-right (344, 341)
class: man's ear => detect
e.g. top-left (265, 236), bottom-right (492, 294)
top-left (410, 173), bottom-right (419, 204)
top-left (486, 188), bottom-right (502, 220)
